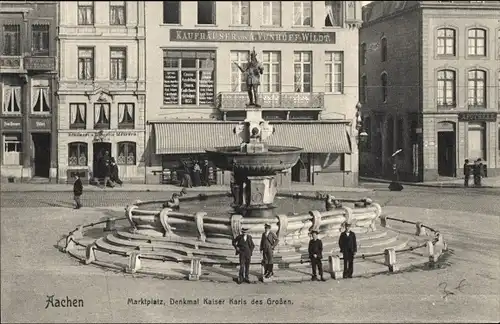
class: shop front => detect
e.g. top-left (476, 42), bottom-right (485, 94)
top-left (58, 129), bottom-right (146, 184)
top-left (147, 121), bottom-right (354, 187)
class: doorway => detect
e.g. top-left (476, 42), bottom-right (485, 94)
top-left (437, 131), bottom-right (455, 177)
top-left (32, 133), bottom-right (51, 178)
top-left (292, 154), bottom-right (310, 182)
top-left (93, 142), bottom-right (112, 179)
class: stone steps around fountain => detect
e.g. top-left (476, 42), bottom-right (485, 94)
top-left (93, 229), bottom-right (410, 267)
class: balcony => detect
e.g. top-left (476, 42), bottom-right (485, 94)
top-left (218, 92), bottom-right (325, 111)
top-left (23, 56), bottom-right (56, 71)
top-left (0, 56), bottom-right (23, 73)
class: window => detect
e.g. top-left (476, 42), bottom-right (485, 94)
top-left (117, 142), bottom-right (136, 165)
top-left (294, 52), bottom-right (312, 92)
top-left (2, 25), bottom-right (21, 55)
top-left (110, 48), bottom-right (126, 80)
top-left (467, 28), bottom-right (486, 56)
top-left (262, 1), bottom-right (281, 26)
top-left (163, 1), bottom-right (180, 24)
top-left (31, 25), bottom-right (49, 56)
top-left (293, 1), bottom-right (312, 27)
top-left (230, 51), bottom-right (249, 92)
top-left (118, 103), bottom-right (134, 129)
top-left (68, 142), bottom-right (88, 166)
top-left (467, 122), bottom-right (486, 161)
top-left (32, 80), bottom-right (51, 113)
top-left (78, 48), bottom-right (94, 80)
top-left (437, 70), bottom-right (456, 107)
top-left (381, 73), bottom-right (388, 102)
top-left (262, 51), bottom-right (281, 92)
top-left (70, 104), bottom-right (86, 129)
top-left (3, 134), bottom-right (22, 165)
top-left (197, 1), bottom-right (216, 25)
top-left (467, 69), bottom-right (486, 108)
top-left (163, 50), bottom-right (215, 106)
top-left (231, 1), bottom-right (249, 25)
top-left (360, 75), bottom-right (367, 103)
top-left (437, 28), bottom-right (456, 56)
top-left (325, 1), bottom-right (342, 27)
top-left (360, 43), bottom-right (367, 65)
top-left (94, 103), bottom-right (110, 129)
top-left (381, 38), bottom-right (387, 62)
top-left (2, 86), bottom-right (21, 113)
top-left (110, 1), bottom-right (126, 25)
top-left (78, 1), bottom-right (94, 25)
top-left (325, 51), bottom-right (343, 93)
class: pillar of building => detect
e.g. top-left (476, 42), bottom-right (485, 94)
top-left (50, 75), bottom-right (58, 181)
top-left (21, 76), bottom-right (31, 180)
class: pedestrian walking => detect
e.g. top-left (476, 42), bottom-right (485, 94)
top-left (192, 161), bottom-right (201, 187)
top-left (201, 160), bottom-right (211, 186)
top-left (308, 230), bottom-right (326, 281)
top-left (473, 159), bottom-right (484, 187)
top-left (338, 223), bottom-right (357, 278)
top-left (463, 159), bottom-right (471, 187)
top-left (232, 228), bottom-right (255, 284)
top-left (260, 223), bottom-right (279, 279)
top-left (73, 174), bottom-right (83, 209)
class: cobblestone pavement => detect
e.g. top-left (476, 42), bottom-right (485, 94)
top-left (1, 204), bottom-right (498, 323)
top-left (1, 186), bottom-right (499, 215)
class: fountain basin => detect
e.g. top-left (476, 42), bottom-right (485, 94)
top-left (205, 146), bottom-right (303, 175)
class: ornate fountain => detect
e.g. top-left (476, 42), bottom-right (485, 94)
top-left (59, 48), bottom-right (442, 281)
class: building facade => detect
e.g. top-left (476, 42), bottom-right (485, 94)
top-left (145, 1), bottom-right (363, 187)
top-left (360, 1), bottom-right (500, 181)
top-left (0, 1), bottom-right (58, 182)
top-left (57, 1), bottom-right (146, 183)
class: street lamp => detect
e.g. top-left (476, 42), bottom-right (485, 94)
top-left (355, 102), bottom-right (368, 145)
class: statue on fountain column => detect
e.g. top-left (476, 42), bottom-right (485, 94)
top-left (233, 48), bottom-right (264, 107)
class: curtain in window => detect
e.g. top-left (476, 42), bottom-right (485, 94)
top-left (124, 104), bottom-right (133, 122)
top-left (3, 88), bottom-right (11, 111)
top-left (71, 105), bottom-right (79, 124)
top-left (32, 88), bottom-right (41, 110)
top-left (110, 7), bottom-right (125, 24)
top-left (13, 88), bottom-right (21, 112)
top-left (325, 2), bottom-right (335, 26)
top-left (103, 104), bottom-right (109, 121)
top-left (95, 104), bottom-right (101, 123)
top-left (118, 104), bottom-right (125, 123)
top-left (294, 5), bottom-right (302, 25)
top-left (78, 8), bottom-right (93, 24)
top-left (41, 88), bottom-right (50, 111)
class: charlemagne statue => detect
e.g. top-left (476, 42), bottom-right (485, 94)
top-left (233, 48), bottom-right (264, 107)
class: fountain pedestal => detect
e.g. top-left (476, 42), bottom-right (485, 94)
top-left (236, 175), bottom-right (278, 218)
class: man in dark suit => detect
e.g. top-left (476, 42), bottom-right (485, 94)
top-left (463, 159), bottom-right (471, 187)
top-left (260, 223), bottom-right (279, 279)
top-left (338, 223), bottom-right (357, 278)
top-left (73, 174), bottom-right (83, 209)
top-left (232, 228), bottom-right (255, 284)
top-left (308, 230), bottom-right (326, 281)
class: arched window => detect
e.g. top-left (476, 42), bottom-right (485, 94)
top-left (437, 28), bottom-right (456, 56)
top-left (467, 69), bottom-right (486, 108)
top-left (360, 43), bottom-right (367, 66)
top-left (467, 28), bottom-right (486, 56)
top-left (360, 75), bottom-right (367, 103)
top-left (437, 69), bottom-right (456, 107)
top-left (68, 142), bottom-right (88, 166)
top-left (381, 37), bottom-right (387, 62)
top-left (117, 141), bottom-right (136, 165)
top-left (381, 73), bottom-right (388, 102)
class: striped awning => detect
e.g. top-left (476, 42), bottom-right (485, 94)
top-left (154, 122), bottom-right (351, 154)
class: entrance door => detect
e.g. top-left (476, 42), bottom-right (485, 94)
top-left (437, 131), bottom-right (455, 177)
top-left (292, 154), bottom-right (310, 182)
top-left (32, 133), bottom-right (51, 178)
top-left (93, 142), bottom-right (112, 180)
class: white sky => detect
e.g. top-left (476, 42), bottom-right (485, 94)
top-left (362, 1), bottom-right (372, 6)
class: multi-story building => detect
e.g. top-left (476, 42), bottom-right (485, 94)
top-left (57, 1), bottom-right (146, 183)
top-left (359, 1), bottom-right (500, 182)
top-left (0, 1), bottom-right (58, 182)
top-left (145, 1), bottom-right (363, 187)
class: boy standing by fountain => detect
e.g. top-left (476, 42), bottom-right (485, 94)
top-left (232, 228), bottom-right (255, 284)
top-left (260, 223), bottom-right (279, 279)
top-left (339, 223), bottom-right (357, 278)
top-left (308, 230), bottom-right (326, 281)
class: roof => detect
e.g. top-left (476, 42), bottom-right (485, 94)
top-left (362, 1), bottom-right (420, 24)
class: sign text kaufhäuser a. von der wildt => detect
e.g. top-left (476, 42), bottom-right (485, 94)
top-left (170, 29), bottom-right (336, 44)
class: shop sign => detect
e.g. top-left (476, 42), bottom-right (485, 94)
top-left (30, 118), bottom-right (51, 130)
top-left (68, 131), bottom-right (138, 137)
top-left (1, 118), bottom-right (22, 130)
top-left (458, 112), bottom-right (497, 122)
top-left (170, 29), bottom-right (336, 44)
